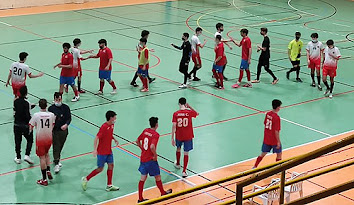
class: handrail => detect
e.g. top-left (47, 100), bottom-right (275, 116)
top-left (138, 157), bottom-right (295, 205)
top-left (218, 159), bottom-right (354, 204)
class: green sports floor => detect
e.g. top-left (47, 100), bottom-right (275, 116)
top-left (0, 0), bottom-right (353, 204)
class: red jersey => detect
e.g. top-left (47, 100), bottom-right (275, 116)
top-left (214, 42), bottom-right (226, 66)
top-left (60, 52), bottom-right (74, 77)
top-left (263, 111), bottom-right (281, 146)
top-left (97, 47), bottom-right (113, 71)
top-left (138, 128), bottom-right (160, 162)
top-left (240, 36), bottom-right (251, 60)
top-left (172, 109), bottom-right (198, 141)
top-left (97, 122), bottom-right (114, 155)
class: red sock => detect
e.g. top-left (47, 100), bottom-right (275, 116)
top-left (100, 81), bottom-right (104, 91)
top-left (212, 69), bottom-right (220, 85)
top-left (246, 69), bottom-right (251, 81)
top-left (254, 156), bottom-right (264, 168)
top-left (138, 75), bottom-right (144, 87)
top-left (107, 169), bottom-right (113, 185)
top-left (74, 90), bottom-right (79, 97)
top-left (109, 81), bottom-right (117, 89)
top-left (155, 180), bottom-right (165, 195)
top-left (176, 151), bottom-right (181, 165)
top-left (218, 73), bottom-right (224, 87)
top-left (183, 155), bottom-right (189, 172)
top-left (86, 169), bottom-right (100, 181)
top-left (276, 158), bottom-right (282, 162)
top-left (238, 70), bottom-right (244, 82)
top-left (143, 77), bottom-right (148, 89)
top-left (138, 180), bottom-right (145, 201)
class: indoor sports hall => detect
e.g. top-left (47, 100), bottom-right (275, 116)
top-left (0, 0), bottom-right (353, 204)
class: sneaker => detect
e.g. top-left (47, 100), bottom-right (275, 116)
top-left (106, 185), bottom-right (120, 192)
top-left (130, 82), bottom-right (139, 87)
top-left (329, 93), bottom-right (333, 99)
top-left (37, 179), bottom-right (48, 186)
top-left (192, 77), bottom-right (201, 81)
top-left (71, 95), bottom-right (80, 102)
top-left (178, 84), bottom-right (187, 89)
top-left (81, 177), bottom-right (88, 191)
top-left (58, 162), bottom-right (63, 168)
top-left (296, 78), bottom-right (303, 83)
top-left (111, 89), bottom-right (117, 95)
top-left (30, 104), bottom-right (36, 109)
top-left (218, 86), bottom-right (224, 90)
top-left (232, 83), bottom-right (240, 88)
top-left (14, 157), bottom-right (21, 164)
top-left (24, 155), bottom-right (34, 165)
top-left (47, 171), bottom-right (53, 180)
top-left (286, 71), bottom-right (290, 80)
top-left (324, 89), bottom-right (330, 96)
top-left (79, 89), bottom-right (86, 94)
top-left (243, 83), bottom-right (252, 88)
top-left (251, 79), bottom-right (260, 83)
top-left (163, 189), bottom-right (173, 196)
top-left (223, 76), bottom-right (228, 81)
top-left (311, 82), bottom-right (316, 87)
top-left (138, 199), bottom-right (149, 203)
top-left (317, 85), bottom-right (322, 91)
top-left (141, 88), bottom-right (149, 92)
top-left (95, 90), bottom-right (103, 95)
top-left (64, 85), bottom-right (68, 93)
top-left (214, 83), bottom-right (219, 88)
top-left (174, 162), bottom-right (181, 169)
top-left (149, 78), bottom-right (156, 83)
top-left (272, 78), bottom-right (279, 85)
top-left (54, 165), bottom-right (61, 174)
top-left (182, 171), bottom-right (188, 178)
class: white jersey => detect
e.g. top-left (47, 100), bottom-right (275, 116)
top-left (10, 62), bottom-right (31, 85)
top-left (71, 47), bottom-right (82, 69)
top-left (29, 111), bottom-right (55, 145)
top-left (323, 46), bottom-right (341, 68)
top-left (306, 41), bottom-right (324, 61)
top-left (215, 31), bottom-right (222, 38)
top-left (191, 35), bottom-right (201, 54)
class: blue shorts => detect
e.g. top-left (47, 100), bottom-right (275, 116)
top-left (138, 160), bottom-right (160, 176)
top-left (137, 67), bottom-right (148, 78)
top-left (212, 64), bottom-right (224, 73)
top-left (60, 76), bottom-right (75, 86)
top-left (176, 139), bottom-right (193, 152)
top-left (97, 154), bottom-right (114, 168)
top-left (262, 143), bottom-right (282, 153)
top-left (99, 70), bottom-right (112, 81)
top-left (240, 59), bottom-right (249, 70)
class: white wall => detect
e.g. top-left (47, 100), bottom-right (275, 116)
top-left (0, 0), bottom-right (101, 9)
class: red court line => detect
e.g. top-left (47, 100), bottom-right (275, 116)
top-left (185, 9), bottom-right (214, 40)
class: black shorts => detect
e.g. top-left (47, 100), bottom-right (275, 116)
top-left (258, 58), bottom-right (270, 67)
top-left (179, 61), bottom-right (189, 73)
top-left (291, 60), bottom-right (300, 66)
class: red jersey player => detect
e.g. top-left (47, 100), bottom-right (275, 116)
top-left (81, 111), bottom-right (119, 192)
top-left (29, 99), bottom-right (56, 186)
top-left (53, 43), bottom-right (80, 102)
top-left (83, 39), bottom-right (117, 95)
top-left (213, 35), bottom-right (227, 90)
top-left (171, 98), bottom-right (199, 177)
top-left (253, 99), bottom-right (282, 169)
top-left (137, 117), bottom-right (172, 203)
top-left (6, 52), bottom-right (43, 98)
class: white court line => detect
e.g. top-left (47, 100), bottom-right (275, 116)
top-left (280, 117), bottom-right (332, 137)
top-left (332, 22), bottom-right (351, 28)
top-left (0, 21), bottom-right (12, 26)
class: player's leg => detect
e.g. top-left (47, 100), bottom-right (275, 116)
top-left (286, 61), bottom-right (297, 80)
top-left (14, 126), bottom-right (23, 163)
top-left (253, 61), bottom-right (262, 83)
top-left (192, 56), bottom-right (201, 81)
top-left (174, 139), bottom-right (182, 168)
top-left (106, 154), bottom-right (119, 191)
top-left (130, 71), bottom-right (139, 87)
top-left (138, 174), bottom-right (148, 202)
top-left (103, 70), bottom-right (117, 94)
top-left (140, 70), bottom-right (149, 92)
top-left (222, 61), bottom-right (228, 81)
top-left (310, 68), bottom-right (316, 86)
top-left (54, 129), bottom-right (68, 173)
top-left (59, 84), bottom-right (65, 95)
top-left (273, 145), bottom-right (282, 162)
top-left (212, 66), bottom-right (220, 88)
top-left (182, 140), bottom-right (193, 177)
top-left (316, 67), bottom-right (322, 90)
top-left (154, 174), bottom-right (172, 196)
top-left (38, 155), bottom-right (48, 185)
top-left (295, 61), bottom-right (302, 82)
top-left (82, 155), bottom-right (105, 191)
top-left (98, 70), bottom-right (105, 94)
top-left (264, 61), bottom-right (278, 84)
top-left (23, 128), bottom-right (34, 164)
top-left (216, 66), bottom-right (224, 89)
top-left (253, 143), bottom-right (271, 168)
top-left (178, 62), bottom-right (188, 89)
top-left (244, 68), bottom-right (252, 87)
top-left (147, 70), bottom-right (156, 83)
top-left (329, 76), bottom-right (335, 98)
top-left (46, 152), bottom-right (53, 180)
top-left (322, 70), bottom-right (330, 96)
top-left (70, 77), bottom-right (80, 102)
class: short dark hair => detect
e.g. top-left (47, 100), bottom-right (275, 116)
top-left (183, 33), bottom-right (189, 38)
top-left (98, 39), bottom-right (107, 46)
top-left (19, 86), bottom-right (28, 97)
top-left (106, 110), bottom-right (117, 121)
top-left (39, 99), bottom-right (47, 109)
top-left (240, 28), bottom-right (248, 35)
top-left (149, 117), bottom-right (158, 128)
top-left (216, 23), bottom-right (223, 30)
top-left (310, 33), bottom-right (318, 38)
top-left (53, 92), bottom-right (62, 100)
top-left (295, 31), bottom-right (301, 36)
top-left (19, 52), bottom-right (28, 61)
top-left (196, 27), bottom-right (202, 32)
top-left (179, 97), bottom-right (186, 105)
top-left (261, 27), bottom-right (268, 33)
top-left (62, 43), bottom-right (71, 49)
top-left (140, 38), bottom-right (147, 43)
top-left (141, 30), bottom-right (150, 38)
top-left (73, 38), bottom-right (81, 46)
top-left (326, 39), bottom-right (334, 46)
top-left (216, 35), bottom-right (222, 41)
top-left (272, 99), bottom-right (282, 109)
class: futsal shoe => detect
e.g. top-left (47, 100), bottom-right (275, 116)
top-left (54, 164), bottom-right (61, 173)
top-left (251, 79), bottom-right (260, 83)
top-left (14, 157), bottom-right (21, 164)
top-left (130, 82), bottom-right (139, 87)
top-left (178, 84), bottom-right (187, 89)
top-left (317, 85), bottom-right (322, 91)
top-left (286, 71), bottom-right (290, 80)
top-left (81, 177), bottom-right (88, 191)
top-left (24, 155), bottom-right (34, 165)
top-left (182, 171), bottom-right (188, 178)
top-left (324, 89), bottom-right (330, 97)
top-left (218, 86), bottom-right (224, 90)
top-left (232, 83), bottom-right (240, 88)
top-left (79, 89), bottom-right (86, 94)
top-left (71, 95), bottom-right (80, 102)
top-left (138, 199), bottom-right (149, 203)
top-left (311, 82), bottom-right (316, 87)
top-left (141, 88), bottom-right (149, 92)
top-left (214, 83), bottom-right (219, 88)
top-left (329, 93), bottom-right (333, 99)
top-left (111, 89), bottom-right (117, 95)
top-left (59, 162), bottom-right (63, 168)
top-left (106, 185), bottom-right (120, 192)
top-left (96, 90), bottom-right (103, 95)
top-left (223, 76), bottom-right (228, 81)
top-left (243, 83), bottom-right (252, 88)
top-left (296, 78), bottom-right (303, 83)
top-left (193, 77), bottom-right (201, 81)
top-left (47, 171), bottom-right (53, 180)
top-left (37, 179), bottom-right (48, 186)
top-left (149, 78), bottom-right (156, 83)
top-left (272, 78), bottom-right (279, 85)
top-left (162, 189), bottom-right (173, 196)
top-left (174, 162), bottom-right (181, 169)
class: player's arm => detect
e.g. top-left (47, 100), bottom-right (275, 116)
top-left (214, 56), bottom-right (222, 64)
top-left (136, 137), bottom-right (142, 149)
top-left (61, 106), bottom-right (71, 131)
top-left (105, 58), bottom-right (113, 70)
top-left (150, 144), bottom-right (157, 161)
top-left (142, 50), bottom-right (149, 70)
top-left (199, 39), bottom-right (207, 48)
top-left (58, 63), bottom-right (73, 69)
top-left (306, 49), bottom-right (310, 64)
top-left (223, 41), bottom-right (233, 50)
top-left (275, 131), bottom-right (281, 149)
top-left (171, 122), bottom-right (177, 146)
top-left (171, 43), bottom-right (183, 50)
top-left (80, 49), bottom-right (94, 54)
top-left (93, 135), bottom-right (99, 157)
top-left (288, 49), bottom-right (292, 61)
top-left (248, 46), bottom-right (252, 64)
top-left (5, 70), bottom-right (11, 87)
top-left (186, 103), bottom-right (199, 116)
top-left (85, 53), bottom-right (99, 60)
top-left (329, 52), bottom-right (341, 60)
top-left (28, 72), bottom-right (44, 78)
top-left (231, 39), bottom-right (241, 47)
top-left (112, 136), bottom-right (119, 147)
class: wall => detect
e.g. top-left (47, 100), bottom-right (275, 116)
top-left (0, 0), bottom-right (102, 9)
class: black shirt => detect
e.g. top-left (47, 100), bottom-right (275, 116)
top-left (173, 41), bottom-right (192, 62)
top-left (260, 36), bottom-right (270, 60)
top-left (48, 103), bottom-right (71, 131)
top-left (14, 97), bottom-right (31, 126)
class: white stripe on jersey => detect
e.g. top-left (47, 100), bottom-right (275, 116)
top-left (10, 62), bottom-right (31, 84)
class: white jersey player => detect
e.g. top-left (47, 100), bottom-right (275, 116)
top-left (322, 40), bottom-right (341, 99)
top-left (306, 33), bottom-right (324, 89)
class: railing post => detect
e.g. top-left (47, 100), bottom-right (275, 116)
top-left (236, 184), bottom-right (243, 205)
top-left (279, 170), bottom-right (286, 204)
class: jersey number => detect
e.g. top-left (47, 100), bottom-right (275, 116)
top-left (13, 67), bottom-right (23, 76)
top-left (40, 119), bottom-right (50, 129)
top-left (177, 118), bottom-right (188, 127)
top-left (265, 119), bottom-right (272, 130)
top-left (142, 138), bottom-right (149, 151)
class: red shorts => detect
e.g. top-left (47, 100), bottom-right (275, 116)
top-left (192, 53), bottom-right (201, 67)
top-left (36, 143), bottom-right (52, 157)
top-left (11, 83), bottom-right (25, 97)
top-left (74, 66), bottom-right (82, 77)
top-left (323, 65), bottom-right (337, 77)
top-left (308, 59), bottom-right (321, 70)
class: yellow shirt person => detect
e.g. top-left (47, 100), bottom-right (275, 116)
top-left (286, 32), bottom-right (303, 82)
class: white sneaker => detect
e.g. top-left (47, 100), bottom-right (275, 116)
top-left (14, 157), bottom-right (21, 164)
top-left (178, 84), bottom-right (187, 89)
top-left (54, 164), bottom-right (61, 173)
top-left (111, 89), bottom-right (117, 95)
top-left (96, 90), bottom-right (103, 95)
top-left (182, 171), bottom-right (188, 178)
top-left (58, 162), bottom-right (63, 168)
top-left (329, 93), bottom-right (333, 99)
top-left (24, 155), bottom-right (34, 165)
top-left (174, 162), bottom-right (181, 169)
top-left (71, 95), bottom-right (80, 102)
top-left (324, 89), bottom-right (330, 96)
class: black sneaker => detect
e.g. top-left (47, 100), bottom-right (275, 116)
top-left (130, 82), bottom-right (139, 87)
top-left (149, 78), bottom-right (156, 83)
top-left (214, 83), bottom-right (219, 88)
top-left (296, 78), bottom-right (303, 83)
top-left (311, 82), bottom-right (316, 87)
top-left (193, 77), bottom-right (201, 81)
top-left (31, 104), bottom-right (36, 109)
top-left (286, 71), bottom-right (290, 80)
top-left (317, 84), bottom-right (322, 91)
top-left (223, 76), bottom-right (228, 81)
top-left (138, 199), bottom-right (149, 203)
top-left (162, 189), bottom-right (173, 196)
